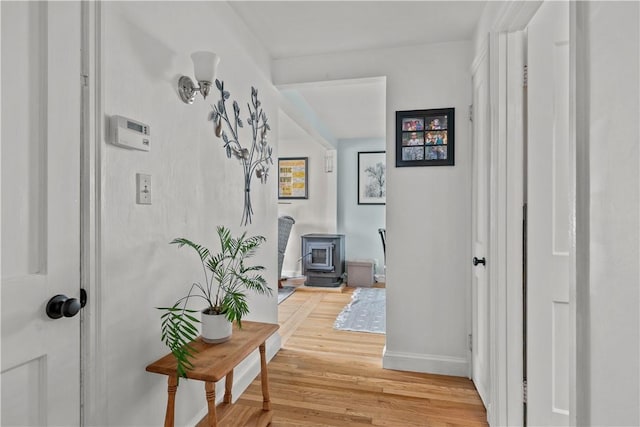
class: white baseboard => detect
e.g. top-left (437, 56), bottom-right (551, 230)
top-left (186, 332), bottom-right (282, 426)
top-left (281, 269), bottom-right (301, 278)
top-left (382, 346), bottom-right (469, 377)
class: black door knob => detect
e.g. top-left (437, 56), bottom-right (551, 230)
top-left (46, 294), bottom-right (81, 319)
top-left (472, 257), bottom-right (486, 266)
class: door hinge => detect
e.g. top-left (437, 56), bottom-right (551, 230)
top-left (523, 65), bottom-right (528, 88)
top-left (468, 333), bottom-right (473, 351)
top-left (523, 379), bottom-right (528, 404)
top-left (468, 104), bottom-right (473, 122)
top-left (523, 202), bottom-right (528, 271)
top-left (81, 74), bottom-right (89, 87)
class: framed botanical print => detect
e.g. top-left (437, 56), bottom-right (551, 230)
top-left (396, 108), bottom-right (455, 167)
top-left (358, 151), bottom-right (386, 205)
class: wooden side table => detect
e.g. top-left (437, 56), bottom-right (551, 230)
top-left (146, 321), bottom-right (279, 427)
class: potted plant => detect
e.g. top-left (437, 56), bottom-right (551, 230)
top-left (158, 226), bottom-right (272, 377)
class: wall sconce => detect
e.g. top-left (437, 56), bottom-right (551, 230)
top-left (178, 52), bottom-right (220, 104)
top-left (324, 152), bottom-right (334, 173)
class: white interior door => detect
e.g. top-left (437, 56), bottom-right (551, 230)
top-left (527, 1), bottom-right (571, 425)
top-left (1, 2), bottom-right (82, 425)
top-left (471, 50), bottom-right (491, 409)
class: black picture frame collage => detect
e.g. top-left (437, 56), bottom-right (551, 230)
top-left (395, 108), bottom-right (455, 167)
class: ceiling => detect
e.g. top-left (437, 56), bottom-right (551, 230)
top-left (229, 1), bottom-right (487, 142)
top-left (281, 78), bottom-right (387, 141)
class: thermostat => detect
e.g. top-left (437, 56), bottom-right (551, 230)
top-left (110, 115), bottom-right (150, 151)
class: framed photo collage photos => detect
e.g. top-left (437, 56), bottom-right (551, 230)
top-left (395, 108), bottom-right (455, 167)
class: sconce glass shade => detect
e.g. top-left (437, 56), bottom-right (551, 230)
top-left (178, 52), bottom-right (220, 104)
top-left (191, 51), bottom-right (219, 83)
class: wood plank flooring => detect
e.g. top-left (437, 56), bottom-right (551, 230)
top-left (238, 286), bottom-right (488, 426)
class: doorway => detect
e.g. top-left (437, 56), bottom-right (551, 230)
top-left (469, 2), bottom-right (575, 425)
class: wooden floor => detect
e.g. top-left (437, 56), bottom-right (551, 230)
top-left (238, 286), bottom-right (488, 426)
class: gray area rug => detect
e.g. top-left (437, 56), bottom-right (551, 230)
top-left (334, 288), bottom-right (385, 334)
top-left (278, 286), bottom-right (296, 305)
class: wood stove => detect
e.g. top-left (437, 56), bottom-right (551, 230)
top-left (301, 234), bottom-right (345, 287)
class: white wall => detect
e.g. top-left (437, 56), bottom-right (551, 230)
top-left (274, 40), bottom-right (473, 376)
top-left (100, 2), bottom-right (279, 425)
top-left (337, 138), bottom-right (386, 273)
top-left (578, 2), bottom-right (639, 425)
top-left (277, 137), bottom-right (337, 277)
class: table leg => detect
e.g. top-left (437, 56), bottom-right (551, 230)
top-left (204, 381), bottom-right (218, 427)
top-left (164, 376), bottom-right (178, 427)
top-left (224, 369), bottom-right (234, 404)
top-left (259, 343), bottom-right (271, 411)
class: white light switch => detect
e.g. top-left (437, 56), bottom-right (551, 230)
top-left (136, 173), bottom-right (151, 205)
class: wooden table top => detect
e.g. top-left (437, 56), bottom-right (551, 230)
top-left (146, 321), bottom-right (279, 382)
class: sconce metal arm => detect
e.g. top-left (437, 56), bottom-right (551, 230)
top-left (178, 76), bottom-right (212, 104)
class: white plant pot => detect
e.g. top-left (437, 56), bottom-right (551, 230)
top-left (201, 310), bottom-right (232, 343)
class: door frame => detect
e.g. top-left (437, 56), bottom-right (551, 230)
top-left (487, 29), bottom-right (528, 427)
top-left (477, 1), bottom-right (579, 426)
top-left (78, 1), bottom-right (582, 425)
top-left (80, 1), bottom-right (108, 424)
top-left (472, 18), bottom-right (529, 427)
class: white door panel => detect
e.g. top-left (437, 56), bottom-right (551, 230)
top-left (1, 2), bottom-right (82, 425)
top-left (527, 1), bottom-right (571, 425)
top-left (471, 50), bottom-right (491, 409)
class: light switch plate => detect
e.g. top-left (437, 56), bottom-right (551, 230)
top-left (136, 173), bottom-right (151, 204)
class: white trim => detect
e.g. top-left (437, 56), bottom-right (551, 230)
top-left (484, 28), bottom-right (528, 427)
top-left (486, 28), bottom-right (528, 427)
top-left (185, 334), bottom-right (282, 426)
top-left (504, 30), bottom-right (526, 427)
top-left (0, 2), bottom-right (3, 420)
top-left (382, 347), bottom-right (468, 377)
top-left (493, 1), bottom-right (543, 32)
top-left (569, 3), bottom-right (582, 426)
top-left (79, 2), bottom-right (91, 423)
top-left (488, 31), bottom-right (508, 427)
top-left (280, 269), bottom-right (301, 279)
top-left (471, 42), bottom-right (489, 77)
top-left (80, 1), bottom-right (108, 425)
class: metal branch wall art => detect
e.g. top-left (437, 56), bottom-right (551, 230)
top-left (209, 80), bottom-right (273, 226)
